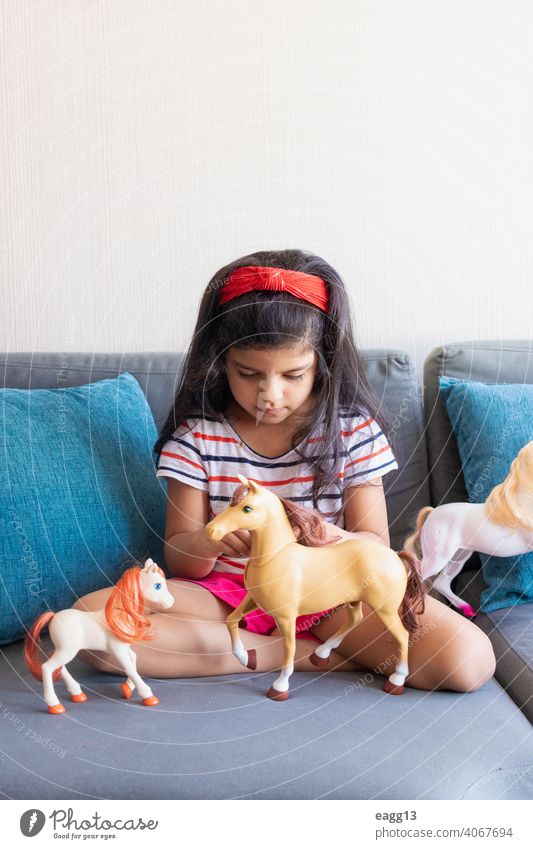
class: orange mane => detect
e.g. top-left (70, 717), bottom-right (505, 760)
top-left (105, 565), bottom-right (165, 643)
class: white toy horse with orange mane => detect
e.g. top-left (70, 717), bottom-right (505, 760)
top-left (24, 558), bottom-right (174, 714)
top-left (404, 441), bottom-right (533, 616)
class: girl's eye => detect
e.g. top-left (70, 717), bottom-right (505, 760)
top-left (154, 582), bottom-right (162, 590)
top-left (237, 372), bottom-right (304, 382)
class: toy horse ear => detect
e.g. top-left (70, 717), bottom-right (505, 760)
top-left (247, 480), bottom-right (260, 493)
top-left (142, 558), bottom-right (158, 573)
top-left (237, 474), bottom-right (249, 486)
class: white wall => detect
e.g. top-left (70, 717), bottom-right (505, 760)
top-left (1, 0), bottom-right (532, 376)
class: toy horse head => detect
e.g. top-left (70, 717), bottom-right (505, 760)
top-left (105, 558), bottom-right (174, 643)
top-left (138, 558), bottom-right (174, 609)
top-left (206, 476), bottom-right (341, 547)
top-left (206, 475), bottom-right (277, 541)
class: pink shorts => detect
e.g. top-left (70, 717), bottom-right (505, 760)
top-left (174, 571), bottom-right (334, 643)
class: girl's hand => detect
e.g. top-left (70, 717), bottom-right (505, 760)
top-left (218, 529), bottom-right (252, 557)
top-left (194, 527), bottom-right (252, 559)
top-left (325, 526), bottom-right (386, 546)
top-left (324, 524), bottom-right (353, 544)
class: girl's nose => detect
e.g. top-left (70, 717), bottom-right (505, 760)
top-left (258, 377), bottom-right (284, 403)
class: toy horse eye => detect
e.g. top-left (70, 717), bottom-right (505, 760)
top-left (154, 582), bottom-right (162, 590)
top-left (242, 506), bottom-right (253, 513)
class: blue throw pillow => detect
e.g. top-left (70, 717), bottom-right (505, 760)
top-left (0, 373), bottom-right (166, 644)
top-left (439, 376), bottom-right (533, 612)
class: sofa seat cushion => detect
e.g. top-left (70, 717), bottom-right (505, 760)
top-left (1, 637), bottom-right (532, 800)
top-left (455, 570), bottom-right (533, 724)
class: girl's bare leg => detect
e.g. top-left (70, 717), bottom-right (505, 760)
top-left (72, 582), bottom-right (357, 678)
top-left (310, 594), bottom-right (496, 692)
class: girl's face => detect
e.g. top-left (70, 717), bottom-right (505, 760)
top-left (225, 345), bottom-right (318, 426)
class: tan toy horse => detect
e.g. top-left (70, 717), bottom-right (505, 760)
top-left (205, 476), bottom-right (425, 701)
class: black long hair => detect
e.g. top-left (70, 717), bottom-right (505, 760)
top-left (153, 248), bottom-right (389, 522)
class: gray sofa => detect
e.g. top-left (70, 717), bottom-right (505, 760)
top-left (1, 343), bottom-right (532, 800)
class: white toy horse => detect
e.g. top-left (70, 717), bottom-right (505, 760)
top-left (24, 558), bottom-right (174, 714)
top-left (404, 441), bottom-right (533, 616)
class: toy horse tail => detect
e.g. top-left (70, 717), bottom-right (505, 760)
top-left (403, 506), bottom-right (434, 560)
top-left (397, 550), bottom-right (427, 635)
top-left (24, 612), bottom-right (62, 682)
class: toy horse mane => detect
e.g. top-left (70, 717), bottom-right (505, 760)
top-left (105, 563), bottom-right (165, 643)
top-left (485, 441), bottom-right (533, 531)
top-left (230, 483), bottom-right (341, 547)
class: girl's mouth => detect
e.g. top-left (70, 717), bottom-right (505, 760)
top-left (257, 407), bottom-right (285, 416)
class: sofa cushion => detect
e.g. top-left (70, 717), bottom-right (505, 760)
top-left (423, 340), bottom-right (533, 506)
top-left (0, 351), bottom-right (186, 436)
top-left (0, 372), bottom-right (166, 644)
top-left (1, 636), bottom-right (532, 799)
top-left (455, 570), bottom-right (533, 725)
top-left (346, 350), bottom-right (430, 549)
top-left (439, 377), bottom-right (533, 611)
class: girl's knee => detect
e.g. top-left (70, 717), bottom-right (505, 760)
top-left (445, 630), bottom-right (496, 692)
top-left (463, 631), bottom-right (496, 691)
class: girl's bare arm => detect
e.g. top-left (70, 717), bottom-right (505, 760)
top-left (341, 479), bottom-right (391, 546)
top-left (163, 478), bottom-right (251, 578)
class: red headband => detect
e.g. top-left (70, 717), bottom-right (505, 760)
top-left (218, 265), bottom-right (329, 313)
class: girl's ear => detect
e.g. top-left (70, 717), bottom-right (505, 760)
top-left (237, 474), bottom-right (249, 486)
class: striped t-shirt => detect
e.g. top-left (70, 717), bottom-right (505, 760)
top-left (156, 410), bottom-right (397, 574)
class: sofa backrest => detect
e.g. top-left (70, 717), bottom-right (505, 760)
top-left (424, 339), bottom-right (533, 506)
top-left (0, 349), bottom-right (429, 550)
top-left (360, 350), bottom-right (429, 548)
top-left (0, 352), bottom-right (185, 435)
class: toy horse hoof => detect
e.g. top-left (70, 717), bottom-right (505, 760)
top-left (310, 651), bottom-right (330, 667)
top-left (462, 604), bottom-right (476, 618)
top-left (267, 687), bottom-right (289, 701)
top-left (69, 692), bottom-right (87, 703)
top-left (383, 680), bottom-right (404, 695)
top-left (120, 682), bottom-right (133, 699)
top-left (142, 695), bottom-right (160, 706)
top-left (48, 703), bottom-right (66, 714)
top-left (246, 649), bottom-right (257, 670)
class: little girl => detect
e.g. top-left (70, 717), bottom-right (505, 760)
top-left (76, 249), bottom-right (495, 691)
